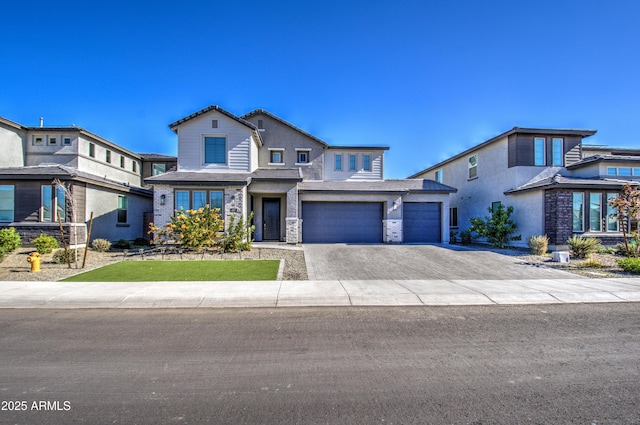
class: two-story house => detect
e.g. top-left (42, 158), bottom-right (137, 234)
top-left (146, 105), bottom-right (456, 244)
top-left (0, 115), bottom-right (153, 245)
top-left (410, 127), bottom-right (639, 249)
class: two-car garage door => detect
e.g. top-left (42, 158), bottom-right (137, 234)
top-left (302, 201), bottom-right (442, 244)
top-left (302, 202), bottom-right (383, 243)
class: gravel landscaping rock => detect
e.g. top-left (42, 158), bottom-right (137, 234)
top-left (0, 246), bottom-right (308, 281)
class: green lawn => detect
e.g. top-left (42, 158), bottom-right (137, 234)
top-left (61, 260), bottom-right (280, 282)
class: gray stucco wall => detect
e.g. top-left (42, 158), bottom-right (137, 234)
top-left (0, 124), bottom-right (25, 167)
top-left (243, 112), bottom-right (325, 181)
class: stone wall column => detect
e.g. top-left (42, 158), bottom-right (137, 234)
top-left (285, 185), bottom-right (299, 244)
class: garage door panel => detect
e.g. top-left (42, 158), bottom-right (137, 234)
top-left (302, 202), bottom-right (383, 243)
top-left (403, 203), bottom-right (441, 243)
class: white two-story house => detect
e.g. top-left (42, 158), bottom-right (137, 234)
top-left (0, 115), bottom-right (153, 245)
top-left (146, 105), bottom-right (456, 244)
top-left (410, 127), bottom-right (640, 249)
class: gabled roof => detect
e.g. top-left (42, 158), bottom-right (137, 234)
top-left (505, 173), bottom-right (637, 194)
top-left (0, 116), bottom-right (26, 130)
top-left (567, 154), bottom-right (640, 169)
top-left (169, 105), bottom-right (263, 147)
top-left (242, 109), bottom-right (330, 147)
top-left (408, 126), bottom-right (597, 178)
top-left (298, 179), bottom-right (456, 194)
top-left (0, 165), bottom-right (152, 195)
top-left (169, 105), bottom-right (255, 131)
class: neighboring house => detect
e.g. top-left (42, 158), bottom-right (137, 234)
top-left (139, 153), bottom-right (177, 184)
top-left (410, 127), bottom-right (640, 249)
top-left (0, 115), bottom-right (153, 245)
top-left (146, 105), bottom-right (456, 244)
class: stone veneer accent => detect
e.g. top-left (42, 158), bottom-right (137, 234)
top-left (286, 217), bottom-right (299, 244)
top-left (545, 189), bottom-right (573, 246)
top-left (383, 219), bottom-right (402, 243)
top-left (6, 223), bottom-right (87, 247)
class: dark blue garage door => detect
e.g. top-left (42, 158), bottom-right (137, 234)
top-left (302, 202), bottom-right (383, 243)
top-left (403, 203), bottom-right (441, 243)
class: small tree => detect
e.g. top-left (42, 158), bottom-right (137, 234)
top-left (608, 183), bottom-right (640, 257)
top-left (469, 203), bottom-right (519, 248)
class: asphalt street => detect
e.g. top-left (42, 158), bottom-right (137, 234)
top-left (1, 305), bottom-right (639, 424)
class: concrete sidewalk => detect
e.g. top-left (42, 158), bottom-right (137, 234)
top-left (1, 277), bottom-right (640, 308)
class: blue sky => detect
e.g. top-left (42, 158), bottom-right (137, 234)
top-left (1, 0), bottom-right (639, 178)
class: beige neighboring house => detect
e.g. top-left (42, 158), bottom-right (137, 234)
top-left (410, 127), bottom-right (640, 249)
top-left (146, 105), bottom-right (456, 244)
top-left (0, 115), bottom-right (153, 245)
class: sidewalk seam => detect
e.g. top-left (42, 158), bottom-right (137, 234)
top-left (337, 280), bottom-right (353, 306)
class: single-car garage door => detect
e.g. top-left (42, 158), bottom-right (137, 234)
top-left (302, 202), bottom-right (383, 243)
top-left (403, 202), bottom-right (441, 243)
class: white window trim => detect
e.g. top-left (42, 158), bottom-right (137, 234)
top-left (47, 135), bottom-right (58, 146)
top-left (363, 154), bottom-right (373, 172)
top-left (33, 135), bottom-right (44, 146)
top-left (268, 148), bottom-right (285, 165)
top-left (295, 149), bottom-right (311, 166)
top-left (202, 134), bottom-right (228, 166)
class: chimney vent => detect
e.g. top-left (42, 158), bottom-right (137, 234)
top-left (39, 117), bottom-right (44, 127)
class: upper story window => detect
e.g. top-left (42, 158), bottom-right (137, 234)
top-left (204, 137), bottom-right (226, 164)
top-left (534, 137), bottom-right (546, 166)
top-left (48, 137), bottom-right (57, 146)
top-left (211, 119), bottom-right (218, 128)
top-left (335, 154), bottom-right (343, 171)
top-left (296, 150), bottom-right (310, 164)
top-left (435, 169), bottom-right (443, 183)
top-left (89, 143), bottom-right (95, 158)
top-left (63, 137), bottom-right (72, 146)
top-left (349, 154), bottom-right (357, 171)
top-left (269, 149), bottom-right (284, 164)
top-left (258, 120), bottom-right (264, 130)
top-left (363, 155), bottom-right (372, 171)
top-left (0, 185), bottom-right (15, 222)
top-left (608, 167), bottom-right (640, 176)
top-left (132, 161), bottom-right (138, 173)
top-left (106, 150), bottom-right (112, 163)
top-left (468, 154), bottom-right (478, 179)
top-left (33, 136), bottom-right (44, 146)
top-left (552, 138), bottom-right (563, 166)
top-left (152, 163), bottom-right (166, 176)
top-left (120, 156), bottom-right (125, 168)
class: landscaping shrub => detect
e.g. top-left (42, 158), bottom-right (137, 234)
top-left (617, 257), bottom-right (640, 274)
top-left (0, 227), bottom-right (21, 254)
top-left (527, 235), bottom-right (549, 255)
top-left (567, 236), bottom-right (600, 259)
top-left (113, 239), bottom-right (131, 249)
top-left (449, 230), bottom-right (458, 244)
top-left (52, 248), bottom-right (76, 264)
top-left (469, 203), bottom-right (519, 248)
top-left (581, 258), bottom-right (603, 268)
top-left (460, 229), bottom-right (472, 245)
top-left (218, 212), bottom-right (255, 253)
top-left (149, 205), bottom-right (224, 251)
top-left (133, 237), bottom-right (149, 247)
top-left (91, 238), bottom-right (112, 252)
top-left (33, 233), bottom-right (59, 254)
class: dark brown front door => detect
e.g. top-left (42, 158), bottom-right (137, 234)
top-left (263, 199), bottom-right (281, 241)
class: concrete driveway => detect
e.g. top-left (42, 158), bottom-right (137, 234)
top-left (303, 244), bottom-right (577, 280)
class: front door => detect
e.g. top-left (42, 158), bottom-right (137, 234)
top-left (263, 199), bottom-right (281, 241)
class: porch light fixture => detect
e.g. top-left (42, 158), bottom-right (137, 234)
top-left (160, 194), bottom-right (166, 205)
